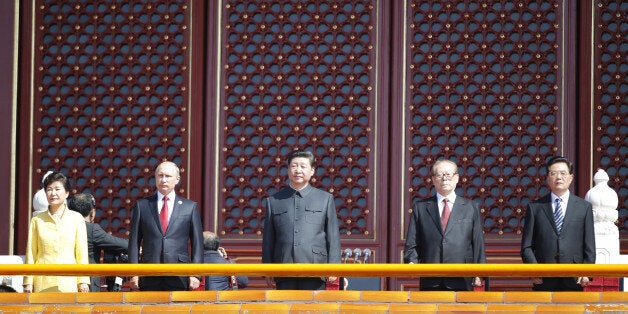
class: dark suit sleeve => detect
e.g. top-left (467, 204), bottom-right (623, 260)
top-left (92, 223), bottom-right (128, 254)
top-left (582, 201), bottom-right (596, 264)
top-left (236, 276), bottom-right (249, 288)
top-left (403, 205), bottom-right (419, 263)
top-left (520, 203), bottom-right (537, 264)
top-left (261, 197), bottom-right (274, 263)
top-left (325, 194), bottom-right (341, 263)
top-left (190, 202), bottom-right (204, 264)
top-left (128, 201), bottom-right (141, 264)
top-left (471, 200), bottom-right (486, 263)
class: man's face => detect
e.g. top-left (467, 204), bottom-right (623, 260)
top-left (546, 161), bottom-right (573, 196)
top-left (432, 162), bottom-right (459, 196)
top-left (155, 163), bottom-right (180, 195)
top-left (288, 157), bottom-right (315, 189)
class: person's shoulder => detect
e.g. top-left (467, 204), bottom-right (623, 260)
top-left (526, 194), bottom-right (551, 209)
top-left (32, 211), bottom-right (48, 220)
top-left (270, 186), bottom-right (293, 198)
top-left (66, 209), bottom-right (86, 220)
top-left (30, 212), bottom-right (48, 224)
top-left (88, 221), bottom-right (105, 231)
top-left (309, 186), bottom-right (333, 198)
top-left (175, 195), bottom-right (197, 206)
top-left (204, 251), bottom-right (226, 263)
top-left (134, 194), bottom-right (157, 206)
top-left (569, 194), bottom-right (591, 208)
top-left (455, 196), bottom-right (480, 207)
top-left (412, 195), bottom-right (437, 206)
top-left (135, 194), bottom-right (154, 203)
top-left (455, 195), bottom-right (472, 203)
top-left (529, 194), bottom-right (551, 204)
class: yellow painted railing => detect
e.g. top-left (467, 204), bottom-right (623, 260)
top-left (0, 263), bottom-right (626, 277)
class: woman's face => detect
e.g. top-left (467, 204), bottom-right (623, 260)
top-left (45, 180), bottom-right (69, 207)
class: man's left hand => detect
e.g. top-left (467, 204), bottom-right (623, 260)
top-left (576, 277), bottom-right (590, 287)
top-left (472, 277), bottom-right (482, 287)
top-left (189, 277), bottom-right (200, 290)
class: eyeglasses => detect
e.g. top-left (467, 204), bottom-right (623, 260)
top-left (433, 172), bottom-right (457, 180)
top-left (548, 170), bottom-right (569, 178)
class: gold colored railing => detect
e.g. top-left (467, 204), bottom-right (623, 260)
top-left (1, 263), bottom-right (626, 277)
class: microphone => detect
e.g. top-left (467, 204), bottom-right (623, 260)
top-left (343, 248), bottom-right (353, 263)
top-left (362, 248), bottom-right (371, 264)
top-left (353, 248), bottom-right (362, 263)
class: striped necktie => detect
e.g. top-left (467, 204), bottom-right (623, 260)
top-left (554, 198), bottom-right (564, 233)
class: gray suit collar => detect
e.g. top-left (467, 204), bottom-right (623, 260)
top-left (290, 184), bottom-right (313, 197)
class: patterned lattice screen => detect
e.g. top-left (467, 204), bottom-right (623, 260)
top-left (219, 1), bottom-right (377, 238)
top-left (593, 0), bottom-right (628, 234)
top-left (405, 1), bottom-right (561, 235)
top-left (33, 1), bottom-right (192, 237)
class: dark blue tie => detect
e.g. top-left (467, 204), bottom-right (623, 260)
top-left (554, 198), bottom-right (564, 233)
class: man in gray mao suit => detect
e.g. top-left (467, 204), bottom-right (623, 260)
top-left (521, 156), bottom-right (595, 291)
top-left (262, 150), bottom-right (341, 290)
top-left (404, 159), bottom-right (486, 291)
top-left (128, 161), bottom-right (204, 291)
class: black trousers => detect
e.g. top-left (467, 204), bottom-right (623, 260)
top-left (275, 277), bottom-right (326, 290)
top-left (532, 277), bottom-right (584, 291)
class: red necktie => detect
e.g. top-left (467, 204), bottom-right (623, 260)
top-left (160, 196), bottom-right (169, 232)
top-left (441, 198), bottom-right (451, 230)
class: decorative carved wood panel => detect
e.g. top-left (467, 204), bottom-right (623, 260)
top-left (28, 0), bottom-right (195, 240)
top-left (592, 0), bottom-right (627, 234)
top-left (218, 0), bottom-right (383, 243)
top-left (402, 0), bottom-right (562, 237)
top-left (13, 0), bottom-right (627, 271)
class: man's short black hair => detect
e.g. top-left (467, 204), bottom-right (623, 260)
top-left (0, 284), bottom-right (17, 292)
top-left (68, 193), bottom-right (95, 218)
top-left (546, 156), bottom-right (574, 174)
top-left (203, 231), bottom-right (221, 251)
top-left (287, 150), bottom-right (315, 168)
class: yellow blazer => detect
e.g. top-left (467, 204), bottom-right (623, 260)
top-left (24, 207), bottom-right (89, 292)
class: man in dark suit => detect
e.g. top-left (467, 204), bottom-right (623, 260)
top-left (68, 193), bottom-right (128, 292)
top-left (404, 159), bottom-right (486, 291)
top-left (202, 231), bottom-right (248, 290)
top-left (521, 156), bottom-right (595, 291)
top-left (128, 161), bottom-right (204, 291)
top-left (262, 150), bottom-right (341, 290)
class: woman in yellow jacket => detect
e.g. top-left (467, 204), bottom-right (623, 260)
top-left (23, 171), bottom-right (90, 292)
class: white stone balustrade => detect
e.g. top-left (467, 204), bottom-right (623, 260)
top-left (584, 168), bottom-right (625, 290)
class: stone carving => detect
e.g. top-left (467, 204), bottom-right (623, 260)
top-left (585, 168), bottom-right (619, 265)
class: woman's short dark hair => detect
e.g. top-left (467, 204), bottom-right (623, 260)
top-left (42, 171), bottom-right (71, 192)
top-left (287, 150), bottom-right (316, 168)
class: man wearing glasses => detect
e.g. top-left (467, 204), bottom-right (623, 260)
top-left (521, 156), bottom-right (595, 291)
top-left (404, 159), bottom-right (486, 291)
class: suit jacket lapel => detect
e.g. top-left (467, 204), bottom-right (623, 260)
top-left (147, 194), bottom-right (164, 233)
top-left (562, 196), bottom-right (577, 231)
top-left (169, 196), bottom-right (182, 228)
top-left (425, 196), bottom-right (443, 234)
top-left (542, 195), bottom-right (558, 234)
top-left (443, 197), bottom-right (465, 234)
top-left (447, 197), bottom-right (464, 229)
